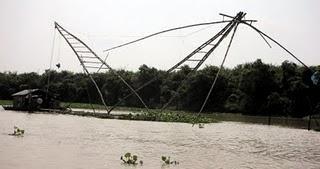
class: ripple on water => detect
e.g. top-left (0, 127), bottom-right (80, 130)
top-left (0, 110), bottom-right (320, 169)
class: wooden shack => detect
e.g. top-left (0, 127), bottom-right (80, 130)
top-left (11, 89), bottom-right (60, 110)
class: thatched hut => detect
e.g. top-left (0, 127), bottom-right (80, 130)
top-left (11, 89), bottom-right (60, 110)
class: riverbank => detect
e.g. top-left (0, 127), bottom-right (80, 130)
top-left (0, 100), bottom-right (216, 124)
top-left (1, 100), bottom-right (319, 130)
top-left (61, 102), bottom-right (145, 112)
top-left (61, 109), bottom-right (217, 124)
top-left (0, 100), bottom-right (12, 105)
top-left (41, 102), bottom-right (320, 130)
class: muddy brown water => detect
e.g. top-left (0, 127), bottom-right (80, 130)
top-left (0, 108), bottom-right (319, 169)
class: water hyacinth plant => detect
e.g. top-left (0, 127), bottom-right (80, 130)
top-left (161, 156), bottom-right (179, 165)
top-left (9, 126), bottom-right (25, 136)
top-left (132, 111), bottom-right (217, 124)
top-left (198, 123), bottom-right (205, 128)
top-left (120, 152), bottom-right (143, 165)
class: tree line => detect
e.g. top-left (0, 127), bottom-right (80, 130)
top-left (0, 59), bottom-right (319, 118)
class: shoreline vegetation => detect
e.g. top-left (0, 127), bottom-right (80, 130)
top-left (1, 100), bottom-right (319, 130)
top-left (0, 60), bottom-right (319, 119)
top-left (1, 100), bottom-right (217, 124)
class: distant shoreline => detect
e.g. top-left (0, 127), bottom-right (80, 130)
top-left (1, 100), bottom-right (319, 131)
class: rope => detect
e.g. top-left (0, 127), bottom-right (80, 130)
top-left (107, 21), bottom-right (235, 113)
top-left (56, 34), bottom-right (61, 67)
top-left (241, 22), bottom-right (310, 70)
top-left (103, 20), bottom-right (233, 52)
top-left (46, 28), bottom-right (56, 98)
top-left (161, 20), bottom-right (240, 111)
top-left (183, 24), bottom-right (214, 37)
top-left (198, 22), bottom-right (240, 114)
top-left (97, 53), bottom-right (109, 73)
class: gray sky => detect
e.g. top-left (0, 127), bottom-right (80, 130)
top-left (1, 0), bottom-right (319, 73)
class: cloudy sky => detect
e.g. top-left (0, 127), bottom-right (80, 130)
top-left (0, 0), bottom-right (319, 73)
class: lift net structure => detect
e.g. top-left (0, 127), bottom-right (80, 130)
top-left (55, 22), bottom-right (149, 113)
top-left (54, 12), bottom-right (310, 114)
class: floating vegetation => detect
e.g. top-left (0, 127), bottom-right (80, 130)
top-left (161, 156), bottom-right (179, 165)
top-left (120, 152), bottom-right (143, 165)
top-left (8, 126), bottom-right (25, 136)
top-left (198, 123), bottom-right (205, 128)
top-left (131, 111), bottom-right (217, 124)
top-left (192, 122), bottom-right (205, 128)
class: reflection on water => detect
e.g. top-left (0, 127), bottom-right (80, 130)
top-left (70, 108), bottom-right (136, 115)
top-left (0, 109), bottom-right (319, 169)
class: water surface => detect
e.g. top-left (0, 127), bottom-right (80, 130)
top-left (0, 108), bottom-right (319, 169)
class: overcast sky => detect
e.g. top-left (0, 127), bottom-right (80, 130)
top-left (1, 0), bottom-right (319, 73)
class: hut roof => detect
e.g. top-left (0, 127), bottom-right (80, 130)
top-left (12, 89), bottom-right (40, 97)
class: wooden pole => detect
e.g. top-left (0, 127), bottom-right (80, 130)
top-left (308, 114), bottom-right (312, 130)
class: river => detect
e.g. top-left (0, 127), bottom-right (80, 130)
top-left (0, 108), bottom-right (319, 169)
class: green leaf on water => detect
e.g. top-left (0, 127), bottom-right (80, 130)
top-left (162, 155), bottom-right (179, 165)
top-left (132, 155), bottom-right (137, 161)
top-left (124, 152), bottom-right (131, 158)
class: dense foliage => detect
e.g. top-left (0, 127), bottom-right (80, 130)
top-left (0, 59), bottom-right (319, 118)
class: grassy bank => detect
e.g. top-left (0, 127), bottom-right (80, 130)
top-left (0, 100), bottom-right (12, 105)
top-left (66, 110), bottom-right (218, 124)
top-left (62, 102), bottom-right (217, 123)
top-left (203, 112), bottom-right (320, 130)
top-left (0, 100), bottom-right (143, 112)
top-left (131, 111), bottom-right (217, 124)
top-left (0, 100), bottom-right (216, 124)
top-left (61, 102), bottom-right (145, 112)
top-left (2, 100), bottom-right (319, 130)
